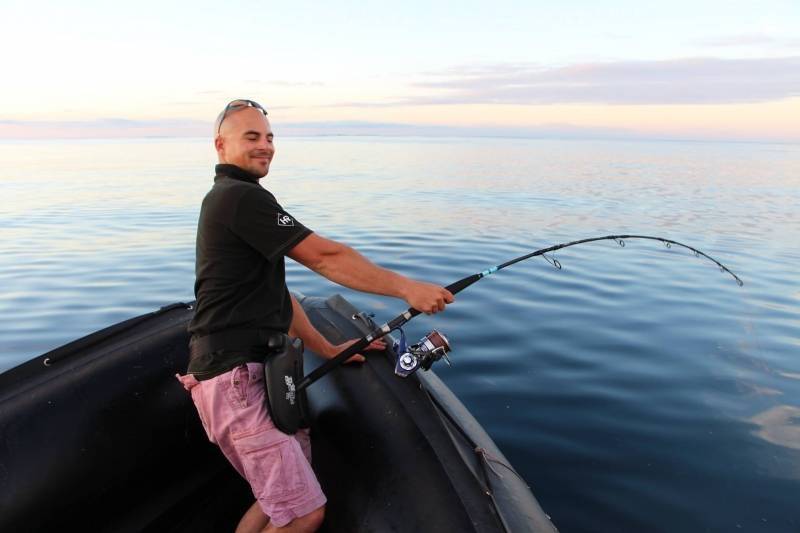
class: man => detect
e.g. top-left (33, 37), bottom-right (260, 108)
top-left (177, 99), bottom-right (453, 533)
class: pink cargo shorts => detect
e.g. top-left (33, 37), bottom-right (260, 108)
top-left (176, 362), bottom-right (326, 527)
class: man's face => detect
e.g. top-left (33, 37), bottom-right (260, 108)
top-left (215, 107), bottom-right (275, 178)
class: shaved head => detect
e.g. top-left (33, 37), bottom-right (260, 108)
top-left (214, 106), bottom-right (275, 178)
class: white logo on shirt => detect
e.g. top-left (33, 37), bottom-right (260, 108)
top-left (277, 214), bottom-right (294, 227)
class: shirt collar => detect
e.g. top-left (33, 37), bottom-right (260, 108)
top-left (215, 164), bottom-right (261, 184)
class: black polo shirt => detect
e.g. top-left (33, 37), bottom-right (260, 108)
top-left (187, 164), bottom-right (312, 378)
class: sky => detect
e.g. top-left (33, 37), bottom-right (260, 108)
top-left (1, 0), bottom-right (799, 141)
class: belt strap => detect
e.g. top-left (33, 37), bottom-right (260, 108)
top-left (189, 328), bottom-right (279, 359)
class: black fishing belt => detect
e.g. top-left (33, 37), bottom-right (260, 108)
top-left (189, 328), bottom-right (278, 359)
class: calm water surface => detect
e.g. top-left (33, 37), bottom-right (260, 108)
top-left (1, 137), bottom-right (799, 532)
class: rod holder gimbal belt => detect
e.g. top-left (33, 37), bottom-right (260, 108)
top-left (263, 333), bottom-right (310, 435)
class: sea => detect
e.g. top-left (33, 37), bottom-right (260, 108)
top-left (1, 136), bottom-right (798, 532)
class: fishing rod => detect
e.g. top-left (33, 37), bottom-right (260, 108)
top-left (265, 234), bottom-right (742, 434)
top-left (299, 234), bottom-right (742, 391)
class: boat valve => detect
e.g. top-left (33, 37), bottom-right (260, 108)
top-left (393, 330), bottom-right (452, 377)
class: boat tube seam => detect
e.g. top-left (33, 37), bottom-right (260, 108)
top-left (0, 305), bottom-right (192, 400)
top-left (42, 302), bottom-right (193, 367)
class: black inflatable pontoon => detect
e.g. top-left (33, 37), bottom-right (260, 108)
top-left (0, 294), bottom-right (557, 532)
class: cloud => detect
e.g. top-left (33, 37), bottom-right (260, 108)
top-left (385, 56), bottom-right (800, 106)
top-left (696, 34), bottom-right (777, 47)
top-left (270, 80), bottom-right (326, 87)
top-left (241, 80), bottom-right (326, 87)
top-left (695, 34), bottom-right (800, 50)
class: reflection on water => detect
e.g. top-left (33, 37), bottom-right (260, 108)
top-left (750, 405), bottom-right (800, 451)
top-left (1, 137), bottom-right (799, 532)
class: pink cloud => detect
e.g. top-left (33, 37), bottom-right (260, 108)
top-left (393, 57), bottom-right (800, 106)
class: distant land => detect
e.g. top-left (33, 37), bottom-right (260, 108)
top-left (0, 118), bottom-right (797, 144)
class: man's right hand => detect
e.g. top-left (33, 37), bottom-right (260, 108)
top-left (401, 280), bottom-right (454, 314)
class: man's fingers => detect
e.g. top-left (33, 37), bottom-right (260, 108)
top-left (368, 339), bottom-right (386, 350)
top-left (339, 339), bottom-right (385, 358)
top-left (434, 288), bottom-right (453, 312)
top-left (427, 293), bottom-right (448, 313)
top-left (345, 354), bottom-right (365, 364)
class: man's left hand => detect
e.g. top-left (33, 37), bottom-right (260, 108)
top-left (327, 338), bottom-right (387, 364)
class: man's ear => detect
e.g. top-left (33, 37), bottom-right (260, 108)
top-left (214, 135), bottom-right (224, 155)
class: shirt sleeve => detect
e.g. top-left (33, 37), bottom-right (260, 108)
top-left (231, 187), bottom-right (312, 261)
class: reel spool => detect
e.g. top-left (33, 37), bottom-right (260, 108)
top-left (393, 329), bottom-right (452, 377)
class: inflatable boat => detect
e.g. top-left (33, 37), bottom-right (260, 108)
top-left (0, 293), bottom-right (557, 532)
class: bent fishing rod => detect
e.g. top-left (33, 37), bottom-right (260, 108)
top-left (297, 234), bottom-right (743, 391)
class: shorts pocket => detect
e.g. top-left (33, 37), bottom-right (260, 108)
top-left (223, 365), bottom-right (250, 408)
top-left (190, 386), bottom-right (216, 444)
top-left (236, 432), bottom-right (307, 502)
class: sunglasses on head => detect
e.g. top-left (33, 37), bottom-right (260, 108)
top-left (217, 99), bottom-right (268, 135)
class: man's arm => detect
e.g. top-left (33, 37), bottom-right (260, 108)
top-left (287, 233), bottom-right (453, 314)
top-left (288, 294), bottom-right (383, 362)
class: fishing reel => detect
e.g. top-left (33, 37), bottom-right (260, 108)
top-left (393, 329), bottom-right (452, 377)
